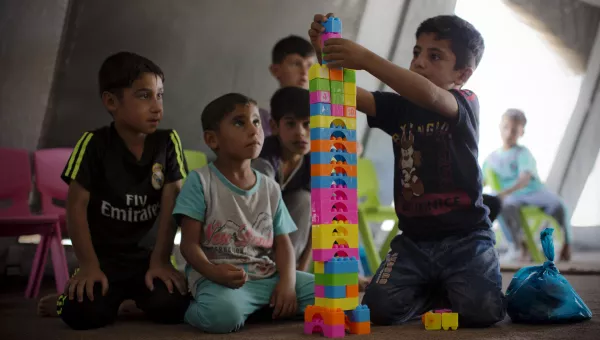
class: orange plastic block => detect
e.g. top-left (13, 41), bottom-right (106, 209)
top-left (344, 106), bottom-right (356, 118)
top-left (310, 139), bottom-right (357, 153)
top-left (346, 284), bottom-right (359, 298)
top-left (305, 305), bottom-right (345, 326)
top-left (348, 321), bottom-right (370, 335)
top-left (311, 163), bottom-right (357, 177)
top-left (330, 69), bottom-right (343, 81)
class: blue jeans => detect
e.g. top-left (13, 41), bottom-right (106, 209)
top-left (185, 271), bottom-right (314, 333)
top-left (362, 229), bottom-right (506, 327)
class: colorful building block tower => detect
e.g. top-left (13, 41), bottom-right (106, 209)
top-left (304, 16), bottom-right (370, 338)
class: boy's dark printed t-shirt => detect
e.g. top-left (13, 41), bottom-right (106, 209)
top-left (367, 89), bottom-right (491, 241)
top-left (257, 135), bottom-right (310, 193)
top-left (61, 123), bottom-right (188, 275)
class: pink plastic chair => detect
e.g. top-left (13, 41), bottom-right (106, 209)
top-left (0, 148), bottom-right (69, 298)
top-left (33, 148), bottom-right (72, 234)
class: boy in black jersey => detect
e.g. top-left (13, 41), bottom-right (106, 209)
top-left (308, 14), bottom-right (505, 327)
top-left (37, 52), bottom-right (191, 330)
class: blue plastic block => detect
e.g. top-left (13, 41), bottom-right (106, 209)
top-left (311, 152), bottom-right (357, 166)
top-left (323, 17), bottom-right (342, 33)
top-left (324, 285), bottom-right (347, 298)
top-left (324, 257), bottom-right (359, 274)
top-left (346, 305), bottom-right (371, 323)
top-left (310, 127), bottom-right (357, 142)
top-left (310, 103), bottom-right (331, 116)
top-left (311, 176), bottom-right (357, 190)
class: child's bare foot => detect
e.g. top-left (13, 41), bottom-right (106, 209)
top-left (358, 276), bottom-right (372, 292)
top-left (37, 293), bottom-right (59, 317)
top-left (118, 299), bottom-right (142, 315)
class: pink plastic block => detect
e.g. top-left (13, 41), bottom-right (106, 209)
top-left (312, 209), bottom-right (357, 225)
top-left (315, 285), bottom-right (325, 298)
top-left (331, 104), bottom-right (344, 117)
top-left (310, 90), bottom-right (331, 104)
top-left (311, 188), bottom-right (358, 205)
top-left (304, 320), bottom-right (345, 338)
top-left (321, 32), bottom-right (342, 47)
top-left (313, 246), bottom-right (359, 262)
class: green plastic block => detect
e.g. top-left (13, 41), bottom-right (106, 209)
top-left (315, 273), bottom-right (358, 286)
top-left (331, 93), bottom-right (344, 105)
top-left (310, 78), bottom-right (330, 92)
top-left (330, 81), bottom-right (344, 94)
top-left (343, 69), bottom-right (356, 83)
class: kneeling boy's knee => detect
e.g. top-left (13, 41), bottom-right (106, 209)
top-left (458, 292), bottom-right (506, 327)
top-left (363, 284), bottom-right (401, 325)
top-left (142, 279), bottom-right (190, 324)
top-left (185, 298), bottom-right (245, 333)
top-left (58, 285), bottom-right (116, 330)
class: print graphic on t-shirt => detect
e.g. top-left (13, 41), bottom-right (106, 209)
top-left (100, 194), bottom-right (160, 223)
top-left (204, 212), bottom-right (274, 275)
top-left (396, 125), bottom-right (424, 201)
top-left (394, 121), bottom-right (472, 217)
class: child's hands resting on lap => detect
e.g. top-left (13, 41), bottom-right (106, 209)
top-left (270, 280), bottom-right (297, 319)
top-left (209, 263), bottom-right (248, 289)
top-left (66, 265), bottom-right (109, 302)
top-left (308, 13), bottom-right (373, 70)
top-left (145, 264), bottom-right (187, 294)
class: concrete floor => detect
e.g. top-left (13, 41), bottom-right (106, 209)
top-left (0, 271), bottom-right (598, 340)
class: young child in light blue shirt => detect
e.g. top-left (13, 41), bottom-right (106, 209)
top-left (483, 108), bottom-right (572, 262)
top-left (172, 93), bottom-right (314, 334)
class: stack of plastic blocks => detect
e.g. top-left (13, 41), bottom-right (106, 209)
top-left (422, 309), bottom-right (459, 331)
top-left (304, 16), bottom-right (370, 338)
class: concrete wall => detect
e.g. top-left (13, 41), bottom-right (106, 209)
top-left (37, 0), bottom-right (366, 157)
top-left (0, 0), bottom-right (71, 150)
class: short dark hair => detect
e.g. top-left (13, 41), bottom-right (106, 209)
top-left (503, 108), bottom-right (527, 127)
top-left (416, 15), bottom-right (485, 70)
top-left (270, 87), bottom-right (309, 122)
top-left (98, 51), bottom-right (164, 98)
top-left (201, 93), bottom-right (257, 132)
top-left (272, 35), bottom-right (315, 64)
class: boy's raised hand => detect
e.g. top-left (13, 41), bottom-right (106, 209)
top-left (209, 263), bottom-right (248, 289)
top-left (309, 13), bottom-right (373, 70)
top-left (308, 13), bottom-right (334, 58)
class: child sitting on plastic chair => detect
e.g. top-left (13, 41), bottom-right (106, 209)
top-left (483, 109), bottom-right (572, 262)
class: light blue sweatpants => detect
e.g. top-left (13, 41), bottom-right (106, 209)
top-left (185, 271), bottom-right (315, 333)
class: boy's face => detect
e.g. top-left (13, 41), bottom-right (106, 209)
top-left (271, 115), bottom-right (310, 156)
top-left (270, 54), bottom-right (316, 89)
top-left (205, 103), bottom-right (264, 161)
top-left (410, 33), bottom-right (473, 90)
top-left (500, 116), bottom-right (524, 147)
top-left (104, 72), bottom-right (164, 134)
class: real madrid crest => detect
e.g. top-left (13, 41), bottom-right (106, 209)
top-left (151, 163), bottom-right (164, 190)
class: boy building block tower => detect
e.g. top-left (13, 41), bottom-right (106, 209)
top-left (304, 16), bottom-right (370, 338)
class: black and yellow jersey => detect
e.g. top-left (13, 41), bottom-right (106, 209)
top-left (61, 123), bottom-right (188, 275)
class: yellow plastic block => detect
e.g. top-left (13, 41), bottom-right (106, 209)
top-left (315, 297), bottom-right (359, 311)
top-left (344, 82), bottom-right (356, 95)
top-left (310, 115), bottom-right (356, 130)
top-left (344, 94), bottom-right (356, 107)
top-left (423, 311), bottom-right (442, 330)
top-left (442, 312), bottom-right (459, 330)
top-left (309, 64), bottom-right (330, 80)
top-left (312, 224), bottom-right (359, 250)
top-left (314, 261), bottom-right (325, 274)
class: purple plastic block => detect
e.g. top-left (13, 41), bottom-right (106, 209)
top-left (321, 32), bottom-right (342, 47)
top-left (315, 285), bottom-right (325, 298)
top-left (310, 90), bottom-right (331, 104)
top-left (331, 104), bottom-right (344, 117)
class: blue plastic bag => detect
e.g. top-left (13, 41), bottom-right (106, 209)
top-left (506, 228), bottom-right (592, 323)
